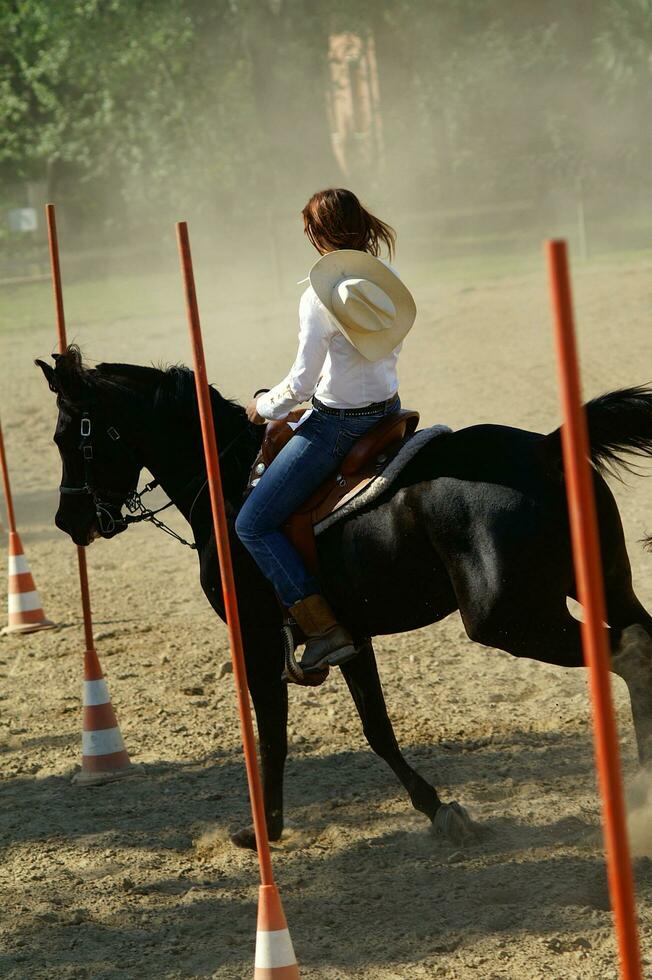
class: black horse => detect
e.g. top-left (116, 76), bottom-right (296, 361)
top-left (36, 347), bottom-right (652, 847)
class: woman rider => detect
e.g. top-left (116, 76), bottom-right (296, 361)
top-left (236, 188), bottom-right (416, 674)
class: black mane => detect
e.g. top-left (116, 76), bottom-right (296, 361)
top-left (48, 345), bottom-right (262, 496)
top-left (52, 344), bottom-right (248, 429)
top-left (150, 363), bottom-right (248, 436)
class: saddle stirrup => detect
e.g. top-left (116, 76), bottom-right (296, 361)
top-left (289, 594), bottom-right (357, 672)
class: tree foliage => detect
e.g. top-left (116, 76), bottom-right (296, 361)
top-left (1, 0), bottom-right (651, 231)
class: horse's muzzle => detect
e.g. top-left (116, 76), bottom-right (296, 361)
top-left (55, 500), bottom-right (124, 546)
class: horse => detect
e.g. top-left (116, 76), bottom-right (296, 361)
top-left (36, 346), bottom-right (652, 848)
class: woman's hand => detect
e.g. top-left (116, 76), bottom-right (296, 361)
top-left (246, 399), bottom-right (267, 425)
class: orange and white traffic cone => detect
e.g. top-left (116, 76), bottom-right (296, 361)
top-left (2, 530), bottom-right (57, 635)
top-left (72, 646), bottom-right (132, 786)
top-left (254, 884), bottom-right (300, 979)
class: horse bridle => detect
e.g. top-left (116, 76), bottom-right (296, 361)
top-left (58, 408), bottom-right (201, 547)
top-left (59, 397), bottom-right (256, 549)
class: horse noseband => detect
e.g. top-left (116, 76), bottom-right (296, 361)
top-left (59, 408), bottom-right (197, 548)
top-left (58, 396), bottom-right (257, 550)
top-left (59, 412), bottom-right (135, 536)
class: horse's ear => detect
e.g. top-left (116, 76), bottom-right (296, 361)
top-left (52, 346), bottom-right (88, 403)
top-left (35, 359), bottom-right (57, 393)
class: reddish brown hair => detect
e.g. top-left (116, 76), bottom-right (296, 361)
top-left (302, 188), bottom-right (396, 260)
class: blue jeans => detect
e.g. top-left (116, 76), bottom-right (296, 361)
top-left (236, 398), bottom-right (401, 606)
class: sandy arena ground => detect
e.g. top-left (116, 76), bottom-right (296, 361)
top-left (1, 258), bottom-right (652, 978)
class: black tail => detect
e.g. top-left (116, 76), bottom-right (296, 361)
top-left (546, 385), bottom-right (652, 536)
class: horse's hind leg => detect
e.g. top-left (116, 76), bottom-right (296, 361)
top-left (603, 564), bottom-right (652, 763)
top-left (596, 483), bottom-right (652, 763)
top-left (493, 592), bottom-right (652, 766)
top-left (463, 564), bottom-right (652, 765)
top-left (611, 619), bottom-right (652, 764)
top-left (466, 601), bottom-right (587, 667)
top-left (340, 640), bottom-right (475, 845)
top-left (483, 592), bottom-right (652, 765)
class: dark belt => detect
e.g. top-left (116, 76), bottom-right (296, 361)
top-left (311, 393), bottom-right (399, 417)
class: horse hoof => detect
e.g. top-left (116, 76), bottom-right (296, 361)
top-left (231, 826), bottom-right (258, 850)
top-left (431, 801), bottom-right (478, 846)
top-left (230, 822), bottom-right (283, 850)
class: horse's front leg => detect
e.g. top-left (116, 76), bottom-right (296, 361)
top-left (340, 640), bottom-right (475, 845)
top-left (230, 628), bottom-right (288, 850)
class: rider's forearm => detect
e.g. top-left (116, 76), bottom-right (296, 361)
top-left (256, 379), bottom-right (303, 420)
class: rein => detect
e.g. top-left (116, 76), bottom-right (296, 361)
top-left (59, 409), bottom-right (248, 549)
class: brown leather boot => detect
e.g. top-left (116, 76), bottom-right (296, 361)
top-left (289, 594), bottom-right (357, 671)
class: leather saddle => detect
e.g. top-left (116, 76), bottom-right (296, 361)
top-left (246, 408), bottom-right (420, 572)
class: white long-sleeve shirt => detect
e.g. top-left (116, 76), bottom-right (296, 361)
top-left (256, 284), bottom-right (400, 420)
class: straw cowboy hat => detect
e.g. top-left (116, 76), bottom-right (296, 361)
top-left (309, 249), bottom-right (416, 362)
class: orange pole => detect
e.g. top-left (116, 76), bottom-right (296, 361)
top-left (546, 239), bottom-right (641, 980)
top-left (176, 221), bottom-right (274, 887)
top-left (45, 203), bottom-right (96, 654)
top-left (0, 416), bottom-right (18, 533)
top-left (46, 204), bottom-right (67, 348)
